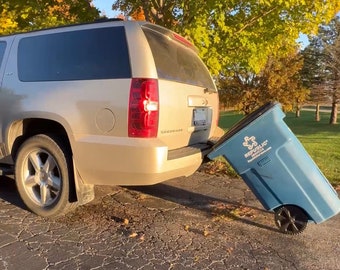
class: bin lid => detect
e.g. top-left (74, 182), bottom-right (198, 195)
top-left (210, 102), bottom-right (280, 152)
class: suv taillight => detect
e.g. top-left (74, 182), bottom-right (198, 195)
top-left (128, 78), bottom-right (159, 138)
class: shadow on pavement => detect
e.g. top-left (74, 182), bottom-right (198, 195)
top-left (0, 175), bottom-right (27, 210)
top-left (0, 175), bottom-right (279, 233)
top-left (128, 183), bottom-right (279, 233)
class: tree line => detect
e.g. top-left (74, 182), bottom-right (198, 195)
top-left (1, 1), bottom-right (339, 123)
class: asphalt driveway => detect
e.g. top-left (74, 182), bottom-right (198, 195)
top-left (0, 170), bottom-right (339, 270)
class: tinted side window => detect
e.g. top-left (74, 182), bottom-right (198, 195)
top-left (0, 42), bottom-right (6, 67)
top-left (18, 27), bottom-right (131, 81)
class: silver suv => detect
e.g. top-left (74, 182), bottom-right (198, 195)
top-left (0, 19), bottom-right (221, 217)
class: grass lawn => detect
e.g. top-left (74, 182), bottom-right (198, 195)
top-left (218, 110), bottom-right (340, 186)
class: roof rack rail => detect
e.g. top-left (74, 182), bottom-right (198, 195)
top-left (0, 18), bottom-right (124, 38)
top-left (94, 18), bottom-right (124, 23)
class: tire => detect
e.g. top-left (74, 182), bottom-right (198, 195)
top-left (15, 134), bottom-right (74, 217)
top-left (274, 205), bottom-right (308, 235)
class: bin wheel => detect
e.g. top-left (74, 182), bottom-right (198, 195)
top-left (274, 205), bottom-right (308, 235)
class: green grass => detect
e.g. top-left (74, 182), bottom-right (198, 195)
top-left (218, 110), bottom-right (340, 186)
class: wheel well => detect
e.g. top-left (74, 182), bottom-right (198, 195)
top-left (10, 119), bottom-right (69, 156)
top-left (10, 118), bottom-right (77, 202)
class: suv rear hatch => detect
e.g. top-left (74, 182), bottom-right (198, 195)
top-left (141, 24), bottom-right (219, 152)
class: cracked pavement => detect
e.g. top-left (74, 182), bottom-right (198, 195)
top-left (0, 169), bottom-right (339, 270)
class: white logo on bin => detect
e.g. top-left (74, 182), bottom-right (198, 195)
top-left (243, 136), bottom-right (272, 163)
top-left (243, 136), bottom-right (258, 150)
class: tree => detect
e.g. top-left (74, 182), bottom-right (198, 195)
top-left (218, 52), bottom-right (308, 114)
top-left (0, 2), bottom-right (18, 35)
top-left (301, 17), bottom-right (340, 124)
top-left (113, 0), bottom-right (178, 27)
top-left (320, 18), bottom-right (340, 124)
top-left (112, 0), bottom-right (340, 76)
top-left (300, 38), bottom-right (330, 121)
top-left (0, 0), bottom-right (99, 35)
top-left (218, 69), bottom-right (261, 114)
top-left (130, 6), bottom-right (145, 21)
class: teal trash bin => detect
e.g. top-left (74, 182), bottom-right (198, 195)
top-left (208, 102), bottom-right (340, 234)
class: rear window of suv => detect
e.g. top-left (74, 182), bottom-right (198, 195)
top-left (142, 27), bottom-right (215, 90)
top-left (18, 27), bottom-right (131, 82)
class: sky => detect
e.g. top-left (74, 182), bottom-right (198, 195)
top-left (92, 0), bottom-right (118, 18)
top-left (297, 34), bottom-right (309, 49)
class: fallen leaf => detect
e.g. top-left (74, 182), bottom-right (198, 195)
top-left (226, 247), bottom-right (234, 254)
top-left (137, 194), bottom-right (148, 200)
top-left (129, 232), bottom-right (138, 238)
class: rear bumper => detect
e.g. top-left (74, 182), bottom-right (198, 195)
top-left (72, 135), bottom-right (211, 186)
